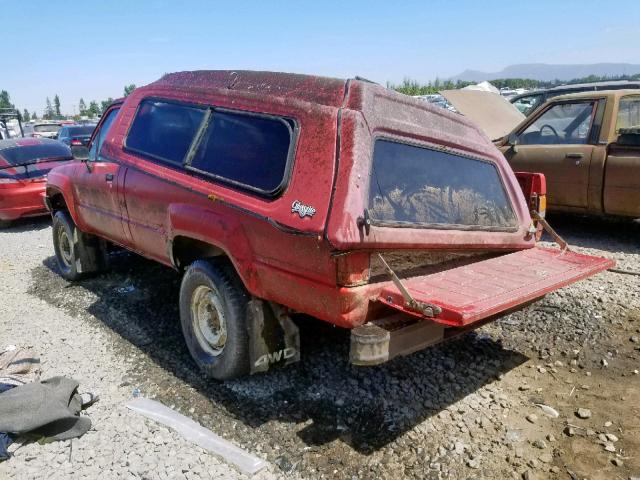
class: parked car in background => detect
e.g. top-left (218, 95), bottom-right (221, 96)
top-left (31, 122), bottom-right (62, 139)
top-left (0, 138), bottom-right (73, 227)
top-left (510, 80), bottom-right (640, 116)
top-left (22, 124), bottom-right (34, 137)
top-left (45, 71), bottom-right (612, 380)
top-left (414, 93), bottom-right (455, 111)
top-left (497, 90), bottom-right (640, 219)
top-left (57, 124), bottom-right (96, 158)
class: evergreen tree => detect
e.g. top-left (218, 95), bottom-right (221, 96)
top-left (87, 101), bottom-right (100, 117)
top-left (44, 97), bottom-right (54, 119)
top-left (100, 98), bottom-right (114, 114)
top-left (22, 109), bottom-right (30, 122)
top-left (78, 98), bottom-right (86, 115)
top-left (53, 94), bottom-right (61, 118)
top-left (0, 90), bottom-right (12, 109)
top-left (32, 111), bottom-right (38, 120)
top-left (123, 84), bottom-right (136, 96)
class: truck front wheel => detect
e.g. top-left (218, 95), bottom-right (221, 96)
top-left (52, 211), bottom-right (83, 281)
top-left (52, 211), bottom-right (108, 281)
top-left (179, 259), bottom-right (250, 380)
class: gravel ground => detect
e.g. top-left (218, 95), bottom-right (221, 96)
top-left (0, 213), bottom-right (639, 480)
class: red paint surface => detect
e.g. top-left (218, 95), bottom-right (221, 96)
top-left (0, 179), bottom-right (48, 221)
top-left (45, 71), bottom-right (613, 329)
top-left (0, 158), bottom-right (73, 221)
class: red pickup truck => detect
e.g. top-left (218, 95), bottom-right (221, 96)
top-left (45, 71), bottom-right (613, 380)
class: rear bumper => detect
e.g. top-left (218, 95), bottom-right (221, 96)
top-left (0, 182), bottom-right (48, 221)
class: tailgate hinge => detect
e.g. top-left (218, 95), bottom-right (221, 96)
top-left (377, 253), bottom-right (443, 318)
top-left (531, 211), bottom-right (570, 252)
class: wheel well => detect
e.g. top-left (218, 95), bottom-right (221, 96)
top-left (48, 191), bottom-right (68, 213)
top-left (171, 236), bottom-right (226, 270)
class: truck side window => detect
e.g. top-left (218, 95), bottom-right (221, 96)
top-left (88, 108), bottom-right (120, 161)
top-left (188, 111), bottom-right (293, 195)
top-left (518, 102), bottom-right (596, 146)
top-left (126, 100), bottom-right (205, 166)
top-left (616, 96), bottom-right (640, 132)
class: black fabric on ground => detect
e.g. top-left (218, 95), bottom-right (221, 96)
top-left (0, 383), bottom-right (15, 394)
top-left (0, 376), bottom-right (91, 441)
top-left (0, 433), bottom-right (14, 461)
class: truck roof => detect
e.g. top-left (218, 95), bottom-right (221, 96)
top-left (510, 80), bottom-right (640, 101)
top-left (550, 88), bottom-right (640, 102)
top-left (150, 70), bottom-right (350, 108)
top-left (147, 70), bottom-right (490, 149)
top-left (138, 69), bottom-right (497, 168)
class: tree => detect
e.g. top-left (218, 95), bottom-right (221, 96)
top-left (100, 97), bottom-right (114, 114)
top-left (22, 109), bottom-right (30, 122)
top-left (53, 94), bottom-right (61, 118)
top-left (44, 97), bottom-right (54, 119)
top-left (87, 101), bottom-right (100, 118)
top-left (78, 98), bottom-right (86, 115)
top-left (0, 90), bottom-right (13, 109)
top-left (123, 84), bottom-right (136, 96)
top-left (32, 111), bottom-right (38, 120)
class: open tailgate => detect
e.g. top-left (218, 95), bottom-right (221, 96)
top-left (378, 247), bottom-right (614, 327)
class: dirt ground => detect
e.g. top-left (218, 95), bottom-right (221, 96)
top-left (0, 213), bottom-right (638, 480)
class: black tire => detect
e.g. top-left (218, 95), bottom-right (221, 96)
top-left (52, 211), bottom-right (83, 281)
top-left (179, 259), bottom-right (250, 380)
top-left (0, 219), bottom-right (11, 229)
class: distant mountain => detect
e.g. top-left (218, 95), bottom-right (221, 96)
top-left (451, 63), bottom-right (640, 82)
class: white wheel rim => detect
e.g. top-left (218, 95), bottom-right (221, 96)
top-left (190, 285), bottom-right (227, 356)
top-left (58, 228), bottom-right (73, 268)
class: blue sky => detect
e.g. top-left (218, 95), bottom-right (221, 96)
top-left (3, 0), bottom-right (639, 115)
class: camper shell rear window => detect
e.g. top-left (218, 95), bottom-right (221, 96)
top-left (368, 139), bottom-right (518, 231)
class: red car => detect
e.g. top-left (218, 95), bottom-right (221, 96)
top-left (45, 71), bottom-right (613, 380)
top-left (0, 138), bottom-right (73, 227)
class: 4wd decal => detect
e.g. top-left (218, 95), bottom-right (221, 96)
top-left (291, 200), bottom-right (316, 218)
top-left (254, 348), bottom-right (297, 368)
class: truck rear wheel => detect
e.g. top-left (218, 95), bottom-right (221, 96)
top-left (179, 259), bottom-right (250, 380)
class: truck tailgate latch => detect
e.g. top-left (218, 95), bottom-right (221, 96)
top-left (530, 211), bottom-right (570, 252)
top-left (377, 253), bottom-right (442, 318)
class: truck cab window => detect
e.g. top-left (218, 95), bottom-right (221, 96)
top-left (125, 100), bottom-right (205, 166)
top-left (88, 108), bottom-right (120, 161)
top-left (518, 102), bottom-right (596, 146)
top-left (616, 96), bottom-right (640, 132)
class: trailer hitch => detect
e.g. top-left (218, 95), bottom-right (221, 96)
top-left (377, 253), bottom-right (442, 318)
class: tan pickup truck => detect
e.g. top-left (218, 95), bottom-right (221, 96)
top-left (497, 90), bottom-right (640, 218)
top-left (440, 88), bottom-right (640, 218)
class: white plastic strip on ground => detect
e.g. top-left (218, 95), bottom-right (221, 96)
top-left (126, 397), bottom-right (267, 476)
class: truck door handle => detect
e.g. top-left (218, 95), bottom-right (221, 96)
top-left (565, 153), bottom-right (584, 159)
top-left (105, 173), bottom-right (114, 182)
